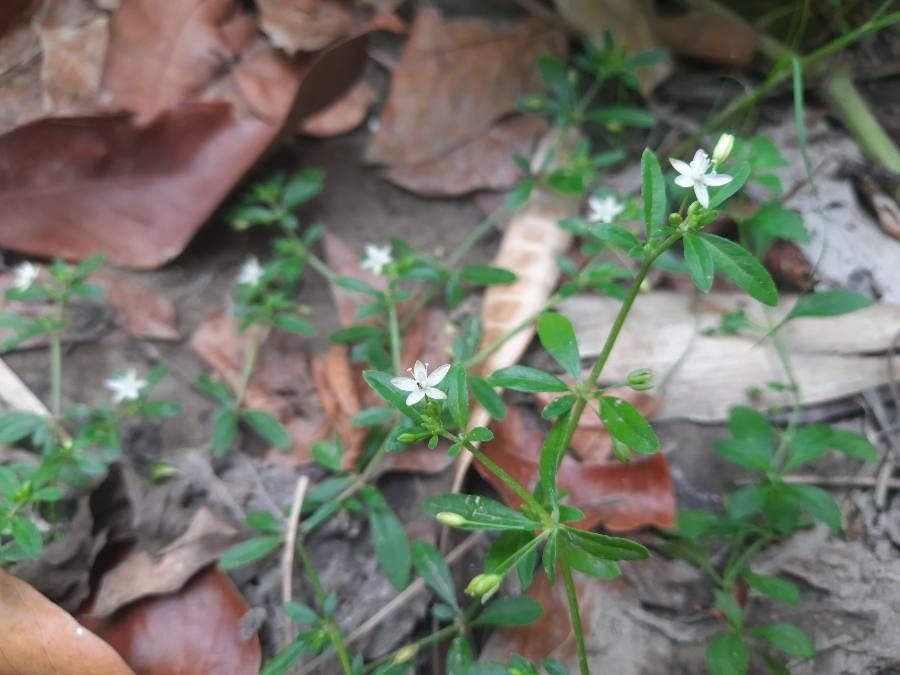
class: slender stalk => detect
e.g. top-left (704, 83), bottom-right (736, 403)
top-left (722, 535), bottom-right (772, 588)
top-left (364, 623), bottom-right (460, 673)
top-left (304, 249), bottom-right (340, 284)
top-left (387, 301), bottom-right (402, 376)
top-left (234, 327), bottom-right (264, 412)
top-left (296, 543), bottom-right (354, 675)
top-left (49, 329), bottom-right (62, 419)
top-left (765, 310), bottom-right (803, 471)
top-left (561, 558), bottom-right (590, 675)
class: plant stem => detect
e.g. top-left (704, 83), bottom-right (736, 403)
top-left (387, 301), bottom-right (402, 375)
top-left (364, 623), bottom-right (460, 673)
top-left (561, 557), bottom-right (590, 675)
top-left (295, 543), bottom-right (354, 675)
top-left (765, 310), bottom-right (803, 471)
top-left (722, 535), bottom-right (772, 588)
top-left (49, 301), bottom-right (64, 418)
top-left (304, 248), bottom-right (340, 284)
top-left (234, 326), bottom-right (264, 412)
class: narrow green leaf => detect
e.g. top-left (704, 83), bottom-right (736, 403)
top-left (351, 406), bottom-right (394, 427)
top-left (598, 397), bottom-right (659, 454)
top-left (282, 168), bottom-right (324, 209)
top-left (750, 623), bottom-right (815, 658)
top-left (425, 494), bottom-right (537, 532)
top-left (273, 313), bottom-right (316, 336)
top-left (460, 265), bottom-right (517, 286)
top-left (335, 275), bottom-right (379, 296)
top-left (412, 540), bottom-right (459, 610)
top-left (706, 631), bottom-right (748, 675)
top-left (246, 511), bottom-right (283, 534)
top-left (708, 162), bottom-right (751, 208)
top-left (537, 312), bottom-right (581, 378)
top-left (447, 364), bottom-right (469, 431)
top-left (785, 289), bottom-right (873, 321)
top-left (260, 640), bottom-right (306, 675)
top-left (588, 105), bottom-right (655, 128)
top-left (743, 572), bottom-right (800, 604)
top-left (11, 518), bottom-right (42, 558)
top-left (0, 411), bottom-right (48, 444)
top-left (700, 233), bottom-right (777, 305)
top-left (311, 439), bottom-right (343, 471)
top-left (470, 377), bottom-right (506, 420)
top-left (363, 487), bottom-right (411, 590)
top-left (486, 366), bottom-right (570, 393)
top-left (363, 370), bottom-right (422, 422)
top-left (282, 601), bottom-right (318, 624)
top-left (541, 393), bottom-right (576, 420)
top-left (827, 428), bottom-right (877, 462)
top-left (474, 597), bottom-right (543, 627)
top-left (641, 148), bottom-right (666, 237)
top-left (566, 528), bottom-right (649, 561)
top-left (211, 408), bottom-right (238, 455)
top-left (683, 232), bottom-right (714, 292)
top-left (539, 414), bottom-right (570, 510)
top-left (785, 484), bottom-right (842, 533)
top-left (219, 535), bottom-right (282, 570)
top-left (244, 410), bottom-right (291, 450)
top-left (560, 538), bottom-right (620, 579)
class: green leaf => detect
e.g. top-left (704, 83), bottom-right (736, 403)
top-left (785, 484), bottom-right (842, 533)
top-left (486, 366), bottom-right (569, 393)
top-left (197, 375), bottom-right (235, 404)
top-left (708, 162), bottom-right (751, 209)
top-left (539, 414), bottom-right (570, 509)
top-left (0, 411), bottom-right (48, 445)
top-left (565, 528), bottom-right (650, 561)
top-left (542, 659), bottom-right (571, 675)
top-left (700, 233), bottom-right (777, 305)
top-left (546, 169), bottom-right (586, 195)
top-left (363, 371), bottom-right (422, 422)
top-left (728, 485), bottom-right (767, 520)
top-left (560, 538), bottom-right (621, 579)
top-left (785, 289), bottom-right (873, 321)
top-left (447, 364), bottom-right (469, 431)
top-left (714, 438), bottom-right (772, 471)
top-left (219, 535), bottom-right (282, 570)
top-left (273, 313), bottom-right (316, 336)
top-left (351, 406), bottom-right (394, 427)
top-left (537, 312), bottom-right (581, 378)
top-left (743, 572), bottom-right (800, 604)
top-left (507, 180), bottom-right (534, 210)
top-left (260, 640), bottom-right (306, 675)
top-left (782, 424), bottom-right (832, 472)
top-left (750, 623), bottom-right (815, 658)
top-left (329, 325), bottom-right (384, 344)
top-left (542, 529), bottom-right (559, 581)
top-left (335, 275), bottom-right (379, 296)
top-left (745, 202), bottom-right (809, 255)
top-left (363, 487), bottom-right (411, 590)
top-left (641, 149), bottom-right (666, 238)
top-left (282, 601), bottom-right (318, 625)
top-left (676, 510), bottom-right (721, 538)
top-left (246, 511), bottom-right (283, 534)
top-left (713, 589), bottom-right (743, 626)
top-left (282, 168), bottom-right (324, 209)
top-left (827, 428), bottom-right (877, 462)
top-left (683, 232), bottom-right (714, 292)
top-left (474, 597), bottom-right (543, 627)
top-left (541, 393), bottom-right (576, 420)
top-left (425, 494), bottom-right (537, 531)
top-left (211, 408), bottom-right (238, 455)
top-left (11, 518), bottom-right (42, 558)
top-left (446, 636), bottom-right (474, 673)
top-left (588, 105), bottom-right (655, 128)
top-left (460, 265), bottom-right (517, 286)
top-left (469, 426), bottom-right (494, 442)
top-left (311, 440), bottom-right (343, 471)
top-left (470, 377), bottom-right (506, 420)
top-left (244, 410), bottom-right (291, 450)
top-left (598, 397), bottom-right (659, 454)
top-left (412, 540), bottom-right (459, 610)
top-left (706, 631), bottom-right (749, 675)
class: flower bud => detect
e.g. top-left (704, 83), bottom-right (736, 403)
top-left (612, 438), bottom-right (634, 464)
top-left (626, 368), bottom-right (653, 391)
top-left (436, 512), bottom-right (467, 528)
top-left (712, 133), bottom-right (735, 166)
top-left (668, 213), bottom-right (683, 228)
top-left (392, 644), bottom-right (418, 665)
top-left (465, 573), bottom-right (502, 601)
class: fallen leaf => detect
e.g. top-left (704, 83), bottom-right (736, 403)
top-left (88, 508), bottom-right (241, 618)
top-left (655, 9), bottom-right (758, 69)
top-left (478, 406), bottom-right (675, 532)
top-left (0, 568), bottom-right (136, 675)
top-left (299, 78), bottom-right (376, 137)
top-left (40, 11), bottom-right (109, 113)
top-left (384, 115), bottom-right (548, 197)
top-left (310, 345), bottom-right (367, 468)
top-left (552, 0), bottom-right (670, 96)
top-left (0, 8), bottom-right (43, 135)
top-left (95, 273), bottom-right (180, 340)
top-left (368, 7), bottom-right (565, 168)
top-left (80, 567), bottom-right (260, 675)
top-left (257, 0), bottom-right (354, 54)
top-left (763, 239), bottom-right (812, 290)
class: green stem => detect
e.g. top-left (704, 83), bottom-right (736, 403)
top-left (304, 249), bottom-right (340, 284)
top-left (387, 301), bottom-right (402, 376)
top-left (296, 543), bottom-right (354, 675)
top-left (765, 310), bottom-right (803, 471)
top-left (561, 558), bottom-right (590, 675)
top-left (49, 301), bottom-right (64, 418)
top-left (234, 327), bottom-right (264, 412)
top-left (722, 535), bottom-right (772, 588)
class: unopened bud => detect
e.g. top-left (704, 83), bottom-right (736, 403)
top-left (436, 512), bottom-right (467, 527)
top-left (626, 368), bottom-right (653, 391)
top-left (392, 644), bottom-right (418, 665)
top-left (612, 438), bottom-right (634, 464)
top-left (465, 573), bottom-right (502, 601)
top-left (712, 133), bottom-right (735, 166)
top-left (668, 213), bottom-right (683, 228)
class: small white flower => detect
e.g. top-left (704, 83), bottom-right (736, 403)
top-left (236, 256), bottom-right (263, 286)
top-left (669, 149), bottom-right (732, 208)
top-left (361, 244), bottom-right (393, 276)
top-left (105, 369), bottom-right (147, 403)
top-left (587, 195), bottom-right (625, 224)
top-left (12, 262), bottom-right (38, 291)
top-left (391, 360), bottom-right (450, 406)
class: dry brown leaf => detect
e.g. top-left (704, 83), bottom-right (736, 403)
top-left (478, 406), bottom-right (675, 532)
top-left (655, 9), bottom-right (758, 69)
top-left (0, 568), bottom-right (136, 675)
top-left (88, 508), bottom-right (241, 618)
top-left (311, 345), bottom-right (367, 468)
top-left (762, 239), bottom-right (812, 290)
top-left (552, 0), bottom-right (670, 96)
top-left (95, 273), bottom-right (180, 340)
top-left (40, 12), bottom-right (109, 113)
top-left (368, 7), bottom-right (565, 167)
top-left (299, 78), bottom-right (376, 137)
top-left (80, 567), bottom-right (260, 675)
top-left (384, 115), bottom-right (548, 197)
top-left (258, 0), bottom-right (354, 54)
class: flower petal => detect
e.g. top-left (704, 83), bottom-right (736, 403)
top-left (426, 363), bottom-right (451, 386)
top-left (413, 360), bottom-right (427, 383)
top-left (406, 389), bottom-right (426, 406)
top-left (425, 387), bottom-right (446, 400)
top-left (694, 182), bottom-right (709, 208)
top-left (669, 158), bottom-right (691, 175)
top-left (674, 175), bottom-right (694, 188)
top-left (703, 173), bottom-right (732, 186)
top-left (391, 377), bottom-right (418, 392)
top-left (689, 149), bottom-right (709, 173)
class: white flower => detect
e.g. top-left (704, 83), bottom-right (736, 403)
top-left (105, 369), bottom-right (147, 403)
top-left (361, 244), bottom-right (393, 276)
top-left (12, 262), bottom-right (38, 291)
top-left (669, 149), bottom-right (732, 208)
top-left (391, 360), bottom-right (450, 406)
top-left (587, 195), bottom-right (625, 224)
top-left (236, 256), bottom-right (263, 286)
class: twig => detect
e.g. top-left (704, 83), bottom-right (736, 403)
top-left (738, 474), bottom-right (900, 489)
top-left (298, 532), bottom-right (483, 674)
top-left (282, 474), bottom-right (310, 607)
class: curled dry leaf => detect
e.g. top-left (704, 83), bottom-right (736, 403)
top-left (0, 568), bottom-right (136, 675)
top-left (655, 9), bottom-right (758, 69)
top-left (478, 405), bottom-right (675, 532)
top-left (88, 508), bottom-right (241, 618)
top-left (384, 115), bottom-right (548, 197)
top-left (368, 7), bottom-right (564, 172)
top-left (299, 78), bottom-right (377, 137)
top-left (79, 567), bottom-right (260, 675)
